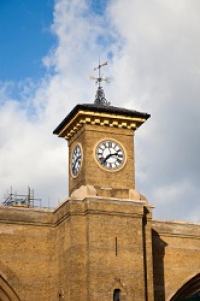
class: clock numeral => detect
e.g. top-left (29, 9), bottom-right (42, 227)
top-left (106, 162), bottom-right (112, 169)
top-left (99, 146), bottom-right (104, 151)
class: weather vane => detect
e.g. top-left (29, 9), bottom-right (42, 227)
top-left (90, 59), bottom-right (110, 106)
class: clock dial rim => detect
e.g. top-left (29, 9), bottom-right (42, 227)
top-left (94, 138), bottom-right (127, 172)
top-left (70, 142), bottom-right (83, 178)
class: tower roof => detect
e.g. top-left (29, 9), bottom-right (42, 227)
top-left (53, 103), bottom-right (150, 140)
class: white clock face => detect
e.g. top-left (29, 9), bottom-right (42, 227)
top-left (95, 139), bottom-right (125, 171)
top-left (71, 144), bottom-right (82, 177)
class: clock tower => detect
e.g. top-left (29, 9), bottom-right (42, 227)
top-left (53, 103), bottom-right (150, 199)
top-left (53, 62), bottom-right (150, 199)
top-left (53, 63), bottom-right (154, 301)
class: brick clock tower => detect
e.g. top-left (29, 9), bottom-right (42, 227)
top-left (53, 63), bottom-right (154, 301)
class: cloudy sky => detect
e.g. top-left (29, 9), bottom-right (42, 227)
top-left (0, 0), bottom-right (200, 222)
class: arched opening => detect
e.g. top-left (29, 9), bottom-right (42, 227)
top-left (0, 276), bottom-right (20, 301)
top-left (170, 273), bottom-right (200, 301)
top-left (113, 289), bottom-right (121, 301)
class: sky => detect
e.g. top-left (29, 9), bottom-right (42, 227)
top-left (0, 0), bottom-right (200, 223)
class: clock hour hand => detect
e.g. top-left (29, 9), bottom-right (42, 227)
top-left (74, 155), bottom-right (81, 164)
top-left (101, 151), bottom-right (118, 164)
top-left (100, 152), bottom-right (111, 164)
top-left (77, 155), bottom-right (81, 161)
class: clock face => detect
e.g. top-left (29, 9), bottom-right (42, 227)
top-left (95, 139), bottom-right (126, 171)
top-left (71, 144), bottom-right (82, 177)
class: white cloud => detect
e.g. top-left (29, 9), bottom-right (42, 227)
top-left (0, 0), bottom-right (200, 222)
top-left (0, 0), bottom-right (114, 208)
top-left (107, 0), bottom-right (200, 221)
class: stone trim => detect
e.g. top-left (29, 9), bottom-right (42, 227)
top-left (0, 197), bottom-right (151, 227)
top-left (152, 219), bottom-right (200, 238)
top-left (57, 110), bottom-right (146, 140)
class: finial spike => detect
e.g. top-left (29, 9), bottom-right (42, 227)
top-left (90, 59), bottom-right (110, 106)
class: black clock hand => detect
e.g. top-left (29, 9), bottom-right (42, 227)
top-left (110, 152), bottom-right (118, 157)
top-left (74, 155), bottom-right (81, 165)
top-left (100, 153), bottom-right (111, 164)
top-left (73, 155), bottom-right (81, 172)
top-left (101, 151), bottom-right (118, 164)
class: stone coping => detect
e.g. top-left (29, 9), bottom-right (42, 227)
top-left (152, 219), bottom-right (200, 238)
top-left (0, 197), bottom-right (152, 226)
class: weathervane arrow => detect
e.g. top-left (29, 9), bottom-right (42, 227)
top-left (93, 61), bottom-right (108, 71)
top-left (90, 60), bottom-right (110, 106)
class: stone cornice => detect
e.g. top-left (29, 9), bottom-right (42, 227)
top-left (0, 206), bottom-right (54, 227)
top-left (53, 104), bottom-right (150, 141)
top-left (152, 219), bottom-right (200, 238)
top-left (56, 110), bottom-right (147, 140)
top-left (0, 197), bottom-right (151, 227)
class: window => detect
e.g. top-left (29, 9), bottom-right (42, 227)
top-left (113, 289), bottom-right (121, 301)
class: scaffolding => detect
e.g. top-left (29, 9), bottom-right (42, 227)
top-left (2, 186), bottom-right (42, 208)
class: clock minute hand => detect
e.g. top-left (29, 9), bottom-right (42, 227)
top-left (74, 155), bottom-right (81, 169)
top-left (76, 155), bottom-right (81, 161)
top-left (110, 152), bottom-right (118, 157)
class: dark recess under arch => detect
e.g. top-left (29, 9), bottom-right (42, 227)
top-left (170, 274), bottom-right (200, 301)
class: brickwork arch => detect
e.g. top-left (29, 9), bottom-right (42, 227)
top-left (170, 273), bottom-right (200, 301)
top-left (0, 276), bottom-right (21, 301)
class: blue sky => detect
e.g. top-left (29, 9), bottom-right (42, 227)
top-left (0, 0), bottom-right (109, 82)
top-left (90, 0), bottom-right (108, 14)
top-left (0, 0), bottom-right (55, 82)
top-left (0, 0), bottom-right (200, 223)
